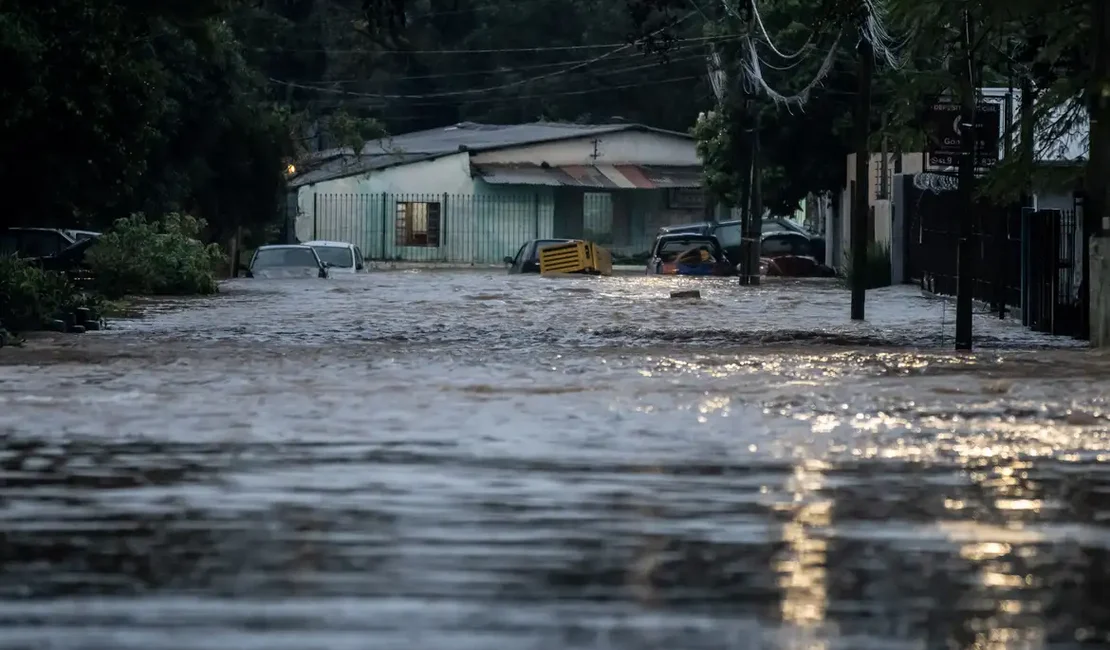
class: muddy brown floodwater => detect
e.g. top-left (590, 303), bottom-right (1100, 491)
top-left (2, 271), bottom-right (1110, 650)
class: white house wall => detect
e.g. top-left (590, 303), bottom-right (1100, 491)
top-left (294, 153), bottom-right (471, 245)
top-left (470, 131), bottom-right (699, 166)
top-left (838, 152), bottom-right (925, 270)
top-left (293, 153), bottom-right (558, 263)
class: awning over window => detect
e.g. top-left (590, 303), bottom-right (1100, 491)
top-left (474, 164), bottom-right (702, 189)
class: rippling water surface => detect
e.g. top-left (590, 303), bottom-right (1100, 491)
top-left (1, 271), bottom-right (1109, 650)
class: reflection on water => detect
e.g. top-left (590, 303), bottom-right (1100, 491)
top-left (776, 460), bottom-right (831, 650)
top-left (0, 272), bottom-right (1108, 649)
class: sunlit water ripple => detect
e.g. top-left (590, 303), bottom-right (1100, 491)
top-left (0, 270), bottom-right (1108, 649)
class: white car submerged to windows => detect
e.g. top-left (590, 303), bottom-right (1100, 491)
top-left (303, 240), bottom-right (365, 274)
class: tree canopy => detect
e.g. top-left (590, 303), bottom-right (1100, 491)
top-left (1, 0), bottom-right (1101, 234)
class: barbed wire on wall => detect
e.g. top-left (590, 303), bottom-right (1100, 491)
top-left (912, 171), bottom-right (959, 194)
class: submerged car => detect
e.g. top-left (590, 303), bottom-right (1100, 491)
top-left (1, 227), bottom-right (101, 258)
top-left (647, 234), bottom-right (736, 276)
top-left (302, 240), bottom-right (365, 274)
top-left (759, 231), bottom-right (837, 277)
top-left (26, 235), bottom-right (101, 288)
top-left (657, 218), bottom-right (825, 263)
top-left (504, 238), bottom-right (575, 274)
top-left (244, 245), bottom-right (328, 279)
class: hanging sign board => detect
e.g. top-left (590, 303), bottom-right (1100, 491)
top-left (923, 101), bottom-right (1001, 170)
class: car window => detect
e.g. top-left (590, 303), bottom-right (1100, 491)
top-left (252, 248), bottom-right (319, 268)
top-left (761, 234), bottom-right (808, 256)
top-left (713, 223), bottom-right (742, 247)
top-left (511, 243), bottom-right (527, 266)
top-left (764, 219), bottom-right (808, 236)
top-left (22, 231), bottom-right (69, 257)
top-left (312, 246), bottom-right (355, 268)
top-left (656, 239), bottom-right (721, 262)
top-left (529, 240), bottom-right (570, 263)
top-left (354, 247), bottom-right (364, 269)
top-left (761, 221), bottom-right (785, 235)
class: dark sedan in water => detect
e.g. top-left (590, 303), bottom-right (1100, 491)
top-left (504, 238), bottom-right (576, 274)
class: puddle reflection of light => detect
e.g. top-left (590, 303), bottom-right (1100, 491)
top-left (774, 460), bottom-right (831, 649)
top-left (950, 456), bottom-right (1047, 649)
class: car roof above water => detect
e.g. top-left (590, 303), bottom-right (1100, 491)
top-left (302, 240), bottom-right (355, 248)
top-left (657, 233), bottom-right (719, 242)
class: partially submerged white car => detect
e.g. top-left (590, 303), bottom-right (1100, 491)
top-left (302, 240), bottom-right (365, 274)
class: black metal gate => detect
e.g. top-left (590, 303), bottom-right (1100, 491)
top-left (1022, 209), bottom-right (1085, 337)
top-left (900, 175), bottom-right (1020, 307)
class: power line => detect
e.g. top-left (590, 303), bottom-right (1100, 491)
top-left (299, 75), bottom-right (704, 112)
top-left (269, 11), bottom-right (697, 99)
top-left (409, 75), bottom-right (703, 107)
top-left (250, 32), bottom-right (715, 56)
top-left (405, 0), bottom-right (587, 21)
top-left (301, 43), bottom-right (720, 84)
top-left (276, 53), bottom-right (707, 92)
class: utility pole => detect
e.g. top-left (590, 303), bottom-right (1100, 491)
top-left (850, 32), bottom-right (873, 320)
top-left (954, 10), bottom-right (979, 350)
top-left (1018, 74), bottom-right (1034, 326)
top-left (737, 100), bottom-right (755, 285)
top-left (747, 111), bottom-right (763, 285)
top-left (1083, 0), bottom-right (1110, 341)
top-left (996, 70), bottom-right (1015, 319)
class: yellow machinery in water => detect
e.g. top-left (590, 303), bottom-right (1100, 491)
top-left (538, 240), bottom-right (613, 276)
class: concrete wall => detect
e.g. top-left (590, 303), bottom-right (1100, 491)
top-left (1092, 237), bottom-right (1110, 347)
top-left (1033, 192), bottom-right (1076, 212)
top-left (470, 131), bottom-right (698, 166)
top-left (839, 152), bottom-right (926, 272)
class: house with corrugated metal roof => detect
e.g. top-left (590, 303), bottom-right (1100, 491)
top-left (286, 121), bottom-right (709, 263)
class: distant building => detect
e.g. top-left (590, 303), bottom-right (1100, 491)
top-left (287, 121), bottom-right (710, 263)
top-left (831, 88), bottom-right (1088, 274)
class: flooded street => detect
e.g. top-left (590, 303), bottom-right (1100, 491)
top-left (2, 270), bottom-right (1109, 649)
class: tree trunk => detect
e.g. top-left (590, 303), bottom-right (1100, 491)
top-left (850, 36), bottom-right (873, 320)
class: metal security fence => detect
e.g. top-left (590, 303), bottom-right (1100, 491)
top-left (899, 173), bottom-right (1089, 340)
top-left (902, 176), bottom-right (1021, 309)
top-left (1023, 208), bottom-right (1086, 337)
top-left (299, 193), bottom-right (552, 264)
top-left (295, 192), bottom-right (627, 264)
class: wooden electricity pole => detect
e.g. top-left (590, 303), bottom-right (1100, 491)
top-left (748, 111), bottom-right (763, 285)
top-left (1083, 0), bottom-right (1110, 340)
top-left (737, 101), bottom-right (754, 285)
top-left (954, 11), bottom-right (978, 350)
top-left (850, 33), bottom-right (873, 320)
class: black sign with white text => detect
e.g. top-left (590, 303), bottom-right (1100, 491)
top-left (923, 101), bottom-right (1001, 169)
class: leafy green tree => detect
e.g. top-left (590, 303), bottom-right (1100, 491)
top-left (0, 0), bottom-right (294, 241)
